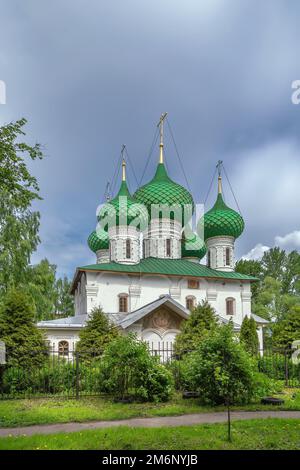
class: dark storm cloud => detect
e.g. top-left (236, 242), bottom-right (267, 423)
top-left (1, 0), bottom-right (300, 275)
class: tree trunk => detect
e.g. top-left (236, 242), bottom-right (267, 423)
top-left (227, 402), bottom-right (231, 442)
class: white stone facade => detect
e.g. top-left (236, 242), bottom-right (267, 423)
top-left (143, 218), bottom-right (182, 259)
top-left (108, 226), bottom-right (140, 264)
top-left (206, 236), bottom-right (235, 271)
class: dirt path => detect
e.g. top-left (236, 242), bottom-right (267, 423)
top-left (1, 410), bottom-right (300, 437)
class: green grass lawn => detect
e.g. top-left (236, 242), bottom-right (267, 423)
top-left (0, 419), bottom-right (299, 450)
top-left (0, 390), bottom-right (299, 428)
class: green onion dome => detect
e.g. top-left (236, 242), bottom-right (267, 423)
top-left (133, 163), bottom-right (194, 224)
top-left (201, 192), bottom-right (244, 241)
top-left (98, 180), bottom-right (149, 229)
top-left (181, 232), bottom-right (207, 260)
top-left (88, 229), bottom-right (109, 253)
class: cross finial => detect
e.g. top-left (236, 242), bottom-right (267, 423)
top-left (157, 112), bottom-right (168, 164)
top-left (104, 181), bottom-right (111, 201)
top-left (216, 160), bottom-right (223, 194)
top-left (121, 145), bottom-right (126, 181)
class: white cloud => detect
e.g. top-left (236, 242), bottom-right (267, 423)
top-left (275, 230), bottom-right (300, 250)
top-left (241, 230), bottom-right (300, 261)
top-left (242, 243), bottom-right (270, 261)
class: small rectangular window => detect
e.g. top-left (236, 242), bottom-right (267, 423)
top-left (188, 279), bottom-right (199, 289)
top-left (225, 247), bottom-right (230, 266)
top-left (119, 295), bottom-right (128, 313)
top-left (186, 297), bottom-right (195, 311)
top-left (166, 239), bottom-right (171, 257)
top-left (207, 250), bottom-right (211, 268)
top-left (126, 239), bottom-right (131, 259)
top-left (226, 299), bottom-right (234, 315)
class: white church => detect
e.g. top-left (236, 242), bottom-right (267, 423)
top-left (38, 115), bottom-right (268, 355)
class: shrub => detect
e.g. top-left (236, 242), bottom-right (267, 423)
top-left (174, 301), bottom-right (218, 356)
top-left (240, 316), bottom-right (259, 355)
top-left (99, 334), bottom-right (174, 402)
top-left (76, 306), bottom-right (119, 361)
top-left (180, 323), bottom-right (256, 406)
top-left (251, 371), bottom-right (282, 400)
top-left (0, 289), bottom-right (47, 368)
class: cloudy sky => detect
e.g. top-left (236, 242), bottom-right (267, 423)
top-left (1, 0), bottom-right (300, 277)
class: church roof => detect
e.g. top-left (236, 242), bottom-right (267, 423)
top-left (38, 295), bottom-right (241, 330)
top-left (134, 163), bottom-right (194, 224)
top-left (251, 313), bottom-right (270, 324)
top-left (118, 295), bottom-right (189, 329)
top-left (71, 257), bottom-right (257, 293)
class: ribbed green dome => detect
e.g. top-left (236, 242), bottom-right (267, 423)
top-left (201, 193), bottom-right (244, 240)
top-left (181, 233), bottom-right (207, 260)
top-left (134, 163), bottom-right (194, 224)
top-left (88, 229), bottom-right (109, 253)
top-left (98, 181), bottom-right (148, 229)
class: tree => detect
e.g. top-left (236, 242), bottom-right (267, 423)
top-left (240, 316), bottom-right (259, 355)
top-left (54, 276), bottom-right (74, 318)
top-left (181, 323), bottom-right (256, 441)
top-left (100, 334), bottom-right (174, 402)
top-left (282, 251), bottom-right (300, 295)
top-left (24, 259), bottom-right (57, 321)
top-left (235, 259), bottom-right (263, 301)
top-left (76, 306), bottom-right (119, 359)
top-left (272, 306), bottom-right (300, 349)
top-left (0, 288), bottom-right (46, 368)
top-left (0, 118), bottom-right (43, 293)
top-left (261, 247), bottom-right (286, 281)
top-left (174, 300), bottom-right (218, 355)
top-left (253, 276), bottom-right (298, 322)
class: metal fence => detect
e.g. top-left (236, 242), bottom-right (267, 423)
top-left (0, 345), bottom-right (299, 400)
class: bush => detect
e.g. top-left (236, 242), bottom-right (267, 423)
top-left (240, 317), bottom-right (259, 355)
top-left (0, 289), bottom-right (47, 368)
top-left (99, 334), bottom-right (174, 402)
top-left (251, 371), bottom-right (282, 400)
top-left (179, 323), bottom-right (256, 406)
top-left (174, 301), bottom-right (218, 356)
top-left (1, 358), bottom-right (76, 397)
top-left (76, 306), bottom-right (119, 362)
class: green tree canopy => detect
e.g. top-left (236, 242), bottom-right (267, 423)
top-left (54, 276), bottom-right (74, 318)
top-left (0, 118), bottom-right (43, 293)
top-left (181, 323), bottom-right (256, 406)
top-left (0, 288), bottom-right (46, 368)
top-left (76, 306), bottom-right (119, 359)
top-left (235, 259), bottom-right (263, 301)
top-left (174, 300), bottom-right (218, 355)
top-left (240, 316), bottom-right (259, 355)
top-left (272, 306), bottom-right (300, 349)
top-left (24, 259), bottom-right (57, 321)
top-left (253, 276), bottom-right (298, 322)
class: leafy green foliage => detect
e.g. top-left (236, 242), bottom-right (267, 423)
top-left (54, 276), bottom-right (74, 318)
top-left (240, 317), bottom-right (259, 355)
top-left (0, 118), bottom-right (43, 293)
top-left (236, 249), bottom-right (300, 321)
top-left (100, 334), bottom-right (174, 402)
top-left (76, 307), bottom-right (119, 359)
top-left (235, 259), bottom-right (263, 301)
top-left (181, 324), bottom-right (256, 405)
top-left (0, 289), bottom-right (47, 368)
top-left (272, 306), bottom-right (300, 349)
top-left (24, 259), bottom-right (57, 321)
top-left (174, 300), bottom-right (218, 355)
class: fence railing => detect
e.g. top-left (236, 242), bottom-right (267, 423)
top-left (0, 345), bottom-right (299, 399)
